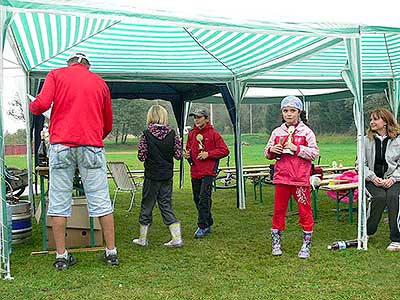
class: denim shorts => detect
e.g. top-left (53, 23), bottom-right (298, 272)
top-left (47, 144), bottom-right (113, 217)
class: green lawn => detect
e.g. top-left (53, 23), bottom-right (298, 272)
top-left (3, 134), bottom-right (398, 300)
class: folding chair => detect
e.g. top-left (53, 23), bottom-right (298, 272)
top-left (107, 161), bottom-right (140, 212)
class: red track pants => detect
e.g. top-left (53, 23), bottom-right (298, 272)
top-left (272, 184), bottom-right (314, 232)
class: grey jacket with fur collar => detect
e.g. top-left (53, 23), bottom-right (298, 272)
top-left (363, 135), bottom-right (400, 182)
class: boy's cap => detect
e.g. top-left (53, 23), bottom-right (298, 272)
top-left (189, 108), bottom-right (209, 117)
top-left (67, 52), bottom-right (90, 64)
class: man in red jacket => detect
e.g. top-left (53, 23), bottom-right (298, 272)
top-left (184, 108), bottom-right (229, 238)
top-left (30, 53), bottom-right (118, 270)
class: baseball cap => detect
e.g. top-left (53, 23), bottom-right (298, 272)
top-left (189, 108), bottom-right (209, 118)
top-left (280, 95), bottom-right (303, 111)
top-left (67, 52), bottom-right (90, 65)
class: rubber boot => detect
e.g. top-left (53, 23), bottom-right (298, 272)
top-left (164, 222), bottom-right (184, 248)
top-left (298, 231), bottom-right (312, 259)
top-left (132, 224), bottom-right (149, 247)
top-left (271, 228), bottom-right (282, 256)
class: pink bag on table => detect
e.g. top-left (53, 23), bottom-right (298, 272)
top-left (326, 170), bottom-right (358, 203)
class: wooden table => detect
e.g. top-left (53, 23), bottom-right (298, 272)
top-left (243, 172), bottom-right (271, 203)
top-left (320, 182), bottom-right (358, 223)
top-left (218, 164), bottom-right (270, 171)
top-left (322, 166), bottom-right (355, 173)
top-left (223, 167), bottom-right (270, 175)
top-left (323, 173), bottom-right (344, 180)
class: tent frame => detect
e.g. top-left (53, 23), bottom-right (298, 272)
top-left (4, 3), bottom-right (400, 278)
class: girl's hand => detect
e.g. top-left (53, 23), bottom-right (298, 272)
top-left (271, 144), bottom-right (283, 154)
top-left (183, 149), bottom-right (190, 159)
top-left (285, 140), bottom-right (297, 152)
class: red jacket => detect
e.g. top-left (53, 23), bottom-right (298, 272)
top-left (186, 124), bottom-right (229, 179)
top-left (29, 64), bottom-right (112, 147)
top-left (265, 122), bottom-right (319, 186)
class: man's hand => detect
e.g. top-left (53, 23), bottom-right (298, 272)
top-left (197, 151), bottom-right (209, 160)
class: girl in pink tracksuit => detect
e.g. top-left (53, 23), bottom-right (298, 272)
top-left (265, 96), bottom-right (319, 259)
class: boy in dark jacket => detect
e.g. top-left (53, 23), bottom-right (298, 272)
top-left (184, 107), bottom-right (229, 238)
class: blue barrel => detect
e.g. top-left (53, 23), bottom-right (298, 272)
top-left (8, 201), bottom-right (32, 244)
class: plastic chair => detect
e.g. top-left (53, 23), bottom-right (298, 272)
top-left (107, 161), bottom-right (140, 211)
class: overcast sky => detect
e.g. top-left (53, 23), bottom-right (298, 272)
top-left (3, 42), bottom-right (26, 134)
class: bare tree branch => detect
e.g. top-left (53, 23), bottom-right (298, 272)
top-left (7, 92), bottom-right (25, 121)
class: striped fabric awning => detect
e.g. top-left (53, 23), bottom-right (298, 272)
top-left (3, 3), bottom-right (400, 86)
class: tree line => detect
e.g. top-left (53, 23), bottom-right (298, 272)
top-left (5, 92), bottom-right (393, 145)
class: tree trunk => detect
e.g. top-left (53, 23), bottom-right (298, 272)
top-left (115, 128), bottom-right (119, 144)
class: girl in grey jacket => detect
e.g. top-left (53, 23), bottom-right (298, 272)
top-left (364, 108), bottom-right (400, 251)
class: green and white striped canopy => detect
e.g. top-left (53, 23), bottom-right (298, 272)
top-left (3, 1), bottom-right (400, 87)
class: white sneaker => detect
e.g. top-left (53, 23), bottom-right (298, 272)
top-left (387, 242), bottom-right (400, 251)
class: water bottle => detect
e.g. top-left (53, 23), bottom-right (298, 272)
top-left (38, 130), bottom-right (48, 167)
top-left (327, 239), bottom-right (358, 250)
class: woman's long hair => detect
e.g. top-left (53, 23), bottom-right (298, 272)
top-left (366, 108), bottom-right (400, 139)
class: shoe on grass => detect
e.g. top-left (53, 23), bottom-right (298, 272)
top-left (53, 254), bottom-right (76, 271)
top-left (103, 252), bottom-right (119, 266)
top-left (387, 242), bottom-right (400, 251)
top-left (194, 227), bottom-right (211, 238)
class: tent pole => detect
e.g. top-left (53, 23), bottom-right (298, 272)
top-left (180, 101), bottom-right (191, 189)
top-left (0, 6), bottom-right (13, 280)
top-left (227, 79), bottom-right (248, 209)
top-left (342, 36), bottom-right (367, 250)
top-left (25, 75), bottom-right (34, 211)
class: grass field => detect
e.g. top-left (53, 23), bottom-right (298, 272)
top-left (2, 134), bottom-right (399, 300)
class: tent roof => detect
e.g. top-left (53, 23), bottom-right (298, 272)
top-left (3, 4), bottom-right (400, 87)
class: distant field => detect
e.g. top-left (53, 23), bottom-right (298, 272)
top-left (5, 134), bottom-right (357, 169)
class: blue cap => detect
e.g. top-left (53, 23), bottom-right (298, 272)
top-left (280, 95), bottom-right (303, 111)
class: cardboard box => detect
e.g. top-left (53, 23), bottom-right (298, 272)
top-left (45, 197), bottom-right (102, 230)
top-left (46, 227), bottom-right (103, 249)
top-left (45, 196), bottom-right (103, 249)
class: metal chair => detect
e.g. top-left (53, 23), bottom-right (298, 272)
top-left (107, 161), bottom-right (140, 212)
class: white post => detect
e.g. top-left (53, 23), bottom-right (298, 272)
top-left (209, 103), bottom-right (213, 125)
top-left (249, 104), bottom-right (253, 134)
